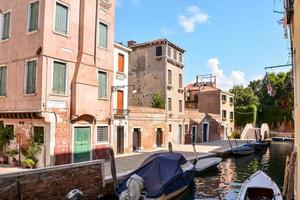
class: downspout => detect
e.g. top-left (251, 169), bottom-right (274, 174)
top-left (94, 0), bottom-right (99, 65)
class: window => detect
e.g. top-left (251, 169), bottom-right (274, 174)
top-left (99, 22), bottom-right (108, 48)
top-left (33, 126), bottom-right (44, 144)
top-left (168, 70), bottom-right (172, 85)
top-left (222, 94), bottom-right (227, 102)
top-left (28, 1), bottom-right (39, 32)
top-left (97, 126), bottom-right (108, 143)
top-left (52, 61), bottom-right (66, 95)
top-left (98, 71), bottom-right (107, 99)
top-left (1, 12), bottom-right (11, 40)
top-left (179, 53), bottom-right (183, 63)
top-left (156, 46), bottom-right (162, 57)
top-left (5, 125), bottom-right (14, 141)
top-left (168, 47), bottom-right (171, 57)
top-left (222, 110), bottom-right (227, 119)
top-left (179, 100), bottom-right (183, 112)
top-left (0, 66), bottom-right (7, 96)
top-left (118, 53), bottom-right (124, 73)
top-left (168, 98), bottom-right (172, 111)
top-left (25, 60), bottom-right (37, 94)
top-left (179, 74), bottom-right (183, 88)
top-left (173, 49), bottom-right (177, 60)
top-left (230, 97), bottom-right (234, 104)
top-left (169, 124), bottom-right (172, 132)
top-left (55, 2), bottom-right (69, 35)
top-left (230, 112), bottom-right (234, 120)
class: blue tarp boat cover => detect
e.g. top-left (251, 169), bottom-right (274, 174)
top-left (116, 152), bottom-right (195, 198)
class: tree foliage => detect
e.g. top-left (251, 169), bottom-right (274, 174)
top-left (229, 85), bottom-right (259, 107)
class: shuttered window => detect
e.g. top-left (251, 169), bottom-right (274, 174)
top-left (168, 47), bottom-right (171, 57)
top-left (99, 22), bottom-right (108, 48)
top-left (0, 66), bottom-right (7, 96)
top-left (2, 12), bottom-right (10, 40)
top-left (97, 126), bottom-right (108, 143)
top-left (179, 100), bottom-right (183, 112)
top-left (98, 71), bottom-right (107, 99)
top-left (168, 98), bottom-right (172, 111)
top-left (55, 2), bottom-right (68, 35)
top-left (118, 53), bottom-right (124, 73)
top-left (34, 126), bottom-right (44, 144)
top-left (230, 112), bottom-right (234, 120)
top-left (28, 1), bottom-right (39, 32)
top-left (52, 61), bottom-right (66, 95)
top-left (222, 110), bottom-right (227, 119)
top-left (179, 74), bottom-right (182, 88)
top-left (25, 60), bottom-right (37, 94)
top-left (168, 70), bottom-right (172, 85)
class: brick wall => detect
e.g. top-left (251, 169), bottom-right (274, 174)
top-left (0, 160), bottom-right (106, 200)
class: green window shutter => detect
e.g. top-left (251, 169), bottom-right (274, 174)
top-left (2, 12), bottom-right (10, 40)
top-left (55, 3), bottom-right (68, 35)
top-left (98, 71), bottom-right (107, 98)
top-left (0, 67), bottom-right (7, 96)
top-left (53, 61), bottom-right (66, 95)
top-left (26, 61), bottom-right (36, 94)
top-left (29, 2), bottom-right (39, 32)
top-left (99, 22), bottom-right (108, 48)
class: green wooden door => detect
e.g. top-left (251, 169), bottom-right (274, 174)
top-left (74, 127), bottom-right (91, 163)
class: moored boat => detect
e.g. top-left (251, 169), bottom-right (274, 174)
top-left (116, 152), bottom-right (195, 200)
top-left (254, 141), bottom-right (269, 151)
top-left (232, 145), bottom-right (255, 156)
top-left (195, 157), bottom-right (222, 173)
top-left (237, 170), bottom-right (283, 200)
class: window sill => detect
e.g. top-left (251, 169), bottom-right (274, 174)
top-left (98, 46), bottom-right (109, 51)
top-left (95, 142), bottom-right (109, 145)
top-left (50, 93), bottom-right (68, 97)
top-left (24, 93), bottom-right (37, 97)
top-left (0, 95), bottom-right (7, 99)
top-left (53, 31), bottom-right (70, 38)
top-left (98, 98), bottom-right (109, 101)
top-left (0, 38), bottom-right (10, 43)
top-left (26, 30), bottom-right (39, 36)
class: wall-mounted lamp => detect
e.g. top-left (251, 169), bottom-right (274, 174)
top-left (111, 85), bottom-right (137, 94)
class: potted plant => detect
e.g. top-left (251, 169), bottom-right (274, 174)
top-left (22, 158), bottom-right (35, 169)
top-left (0, 126), bottom-right (13, 163)
top-left (6, 148), bottom-right (18, 167)
top-left (22, 139), bottom-right (41, 168)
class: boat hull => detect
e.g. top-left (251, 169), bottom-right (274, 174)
top-left (232, 145), bottom-right (255, 156)
top-left (195, 157), bottom-right (222, 173)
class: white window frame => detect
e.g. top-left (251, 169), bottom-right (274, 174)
top-left (0, 10), bottom-right (12, 42)
top-left (27, 0), bottom-right (40, 34)
top-left (98, 70), bottom-right (108, 100)
top-left (96, 125), bottom-right (109, 144)
top-left (24, 58), bottom-right (38, 96)
top-left (98, 20), bottom-right (109, 50)
top-left (53, 0), bottom-right (70, 37)
top-left (51, 59), bottom-right (68, 96)
top-left (0, 64), bottom-right (7, 97)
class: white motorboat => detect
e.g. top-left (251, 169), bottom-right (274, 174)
top-left (237, 170), bottom-right (283, 200)
top-left (195, 157), bottom-right (222, 172)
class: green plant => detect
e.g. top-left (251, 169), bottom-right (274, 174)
top-left (22, 158), bottom-right (35, 169)
top-left (151, 93), bottom-right (165, 109)
top-left (235, 105), bottom-right (257, 128)
top-left (22, 139), bottom-right (41, 168)
top-left (6, 148), bottom-right (18, 161)
top-left (0, 126), bottom-right (14, 152)
top-left (229, 130), bottom-right (241, 139)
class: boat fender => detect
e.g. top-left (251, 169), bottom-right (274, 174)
top-left (120, 174), bottom-right (144, 200)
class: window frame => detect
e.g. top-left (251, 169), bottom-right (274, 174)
top-left (230, 112), bottom-right (234, 120)
top-left (179, 52), bottom-right (183, 63)
top-left (0, 10), bottom-right (12, 41)
top-left (156, 46), bottom-right (163, 57)
top-left (51, 59), bottom-right (68, 96)
top-left (168, 98), bottom-right (172, 111)
top-left (24, 58), bottom-right (37, 95)
top-left (0, 65), bottom-right (7, 97)
top-left (179, 74), bottom-right (183, 88)
top-left (98, 20), bottom-right (109, 49)
top-left (167, 46), bottom-right (172, 57)
top-left (33, 126), bottom-right (44, 144)
top-left (173, 49), bottom-right (177, 60)
top-left (98, 70), bottom-right (108, 100)
top-left (179, 100), bottom-right (183, 112)
top-left (222, 94), bottom-right (227, 102)
top-left (168, 124), bottom-right (172, 132)
top-left (27, 0), bottom-right (40, 33)
top-left (96, 125), bottom-right (109, 144)
top-left (118, 53), bottom-right (125, 73)
top-left (53, 0), bottom-right (70, 37)
top-left (222, 110), bottom-right (227, 119)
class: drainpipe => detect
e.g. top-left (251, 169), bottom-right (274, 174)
top-left (94, 0), bottom-right (99, 65)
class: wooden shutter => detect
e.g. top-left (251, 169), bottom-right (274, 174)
top-left (2, 12), bottom-right (10, 40)
top-left (97, 126), bottom-right (108, 142)
top-left (117, 90), bottom-right (124, 112)
top-left (34, 126), bottom-right (44, 144)
top-left (29, 1), bottom-right (39, 32)
top-left (0, 67), bottom-right (7, 96)
top-left (26, 61), bottom-right (36, 94)
top-left (55, 3), bottom-right (68, 34)
top-left (99, 22), bottom-right (108, 48)
top-left (118, 54), bottom-right (124, 73)
top-left (98, 71), bottom-right (107, 98)
top-left (53, 61), bottom-right (66, 95)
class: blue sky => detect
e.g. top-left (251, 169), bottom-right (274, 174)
top-left (115, 0), bottom-right (290, 90)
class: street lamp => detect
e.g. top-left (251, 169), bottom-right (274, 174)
top-left (111, 85), bottom-right (137, 93)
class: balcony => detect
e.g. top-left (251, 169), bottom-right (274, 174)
top-left (113, 109), bottom-right (129, 118)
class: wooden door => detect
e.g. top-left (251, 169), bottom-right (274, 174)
top-left (117, 126), bottom-right (124, 154)
top-left (117, 90), bottom-right (124, 114)
top-left (74, 127), bottom-right (90, 163)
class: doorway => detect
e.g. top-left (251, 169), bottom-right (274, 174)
top-left (117, 126), bottom-right (125, 154)
top-left (133, 128), bottom-right (141, 151)
top-left (156, 128), bottom-right (163, 147)
top-left (191, 125), bottom-right (197, 144)
top-left (202, 123), bottom-right (209, 142)
top-left (74, 127), bottom-right (91, 163)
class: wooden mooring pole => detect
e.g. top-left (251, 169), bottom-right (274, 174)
top-left (283, 151), bottom-right (296, 199)
top-left (109, 148), bottom-right (117, 192)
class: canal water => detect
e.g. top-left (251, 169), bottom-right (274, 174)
top-left (178, 141), bottom-right (294, 200)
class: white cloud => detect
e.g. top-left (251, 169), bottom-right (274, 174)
top-left (178, 6), bottom-right (209, 33)
top-left (207, 58), bottom-right (247, 90)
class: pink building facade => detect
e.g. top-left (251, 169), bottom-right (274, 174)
top-left (0, 0), bottom-right (115, 166)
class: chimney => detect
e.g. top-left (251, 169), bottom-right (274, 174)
top-left (128, 40), bottom-right (137, 47)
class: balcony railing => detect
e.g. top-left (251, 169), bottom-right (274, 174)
top-left (113, 109), bottom-right (129, 118)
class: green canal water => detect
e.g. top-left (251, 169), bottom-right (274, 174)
top-left (177, 141), bottom-right (294, 200)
